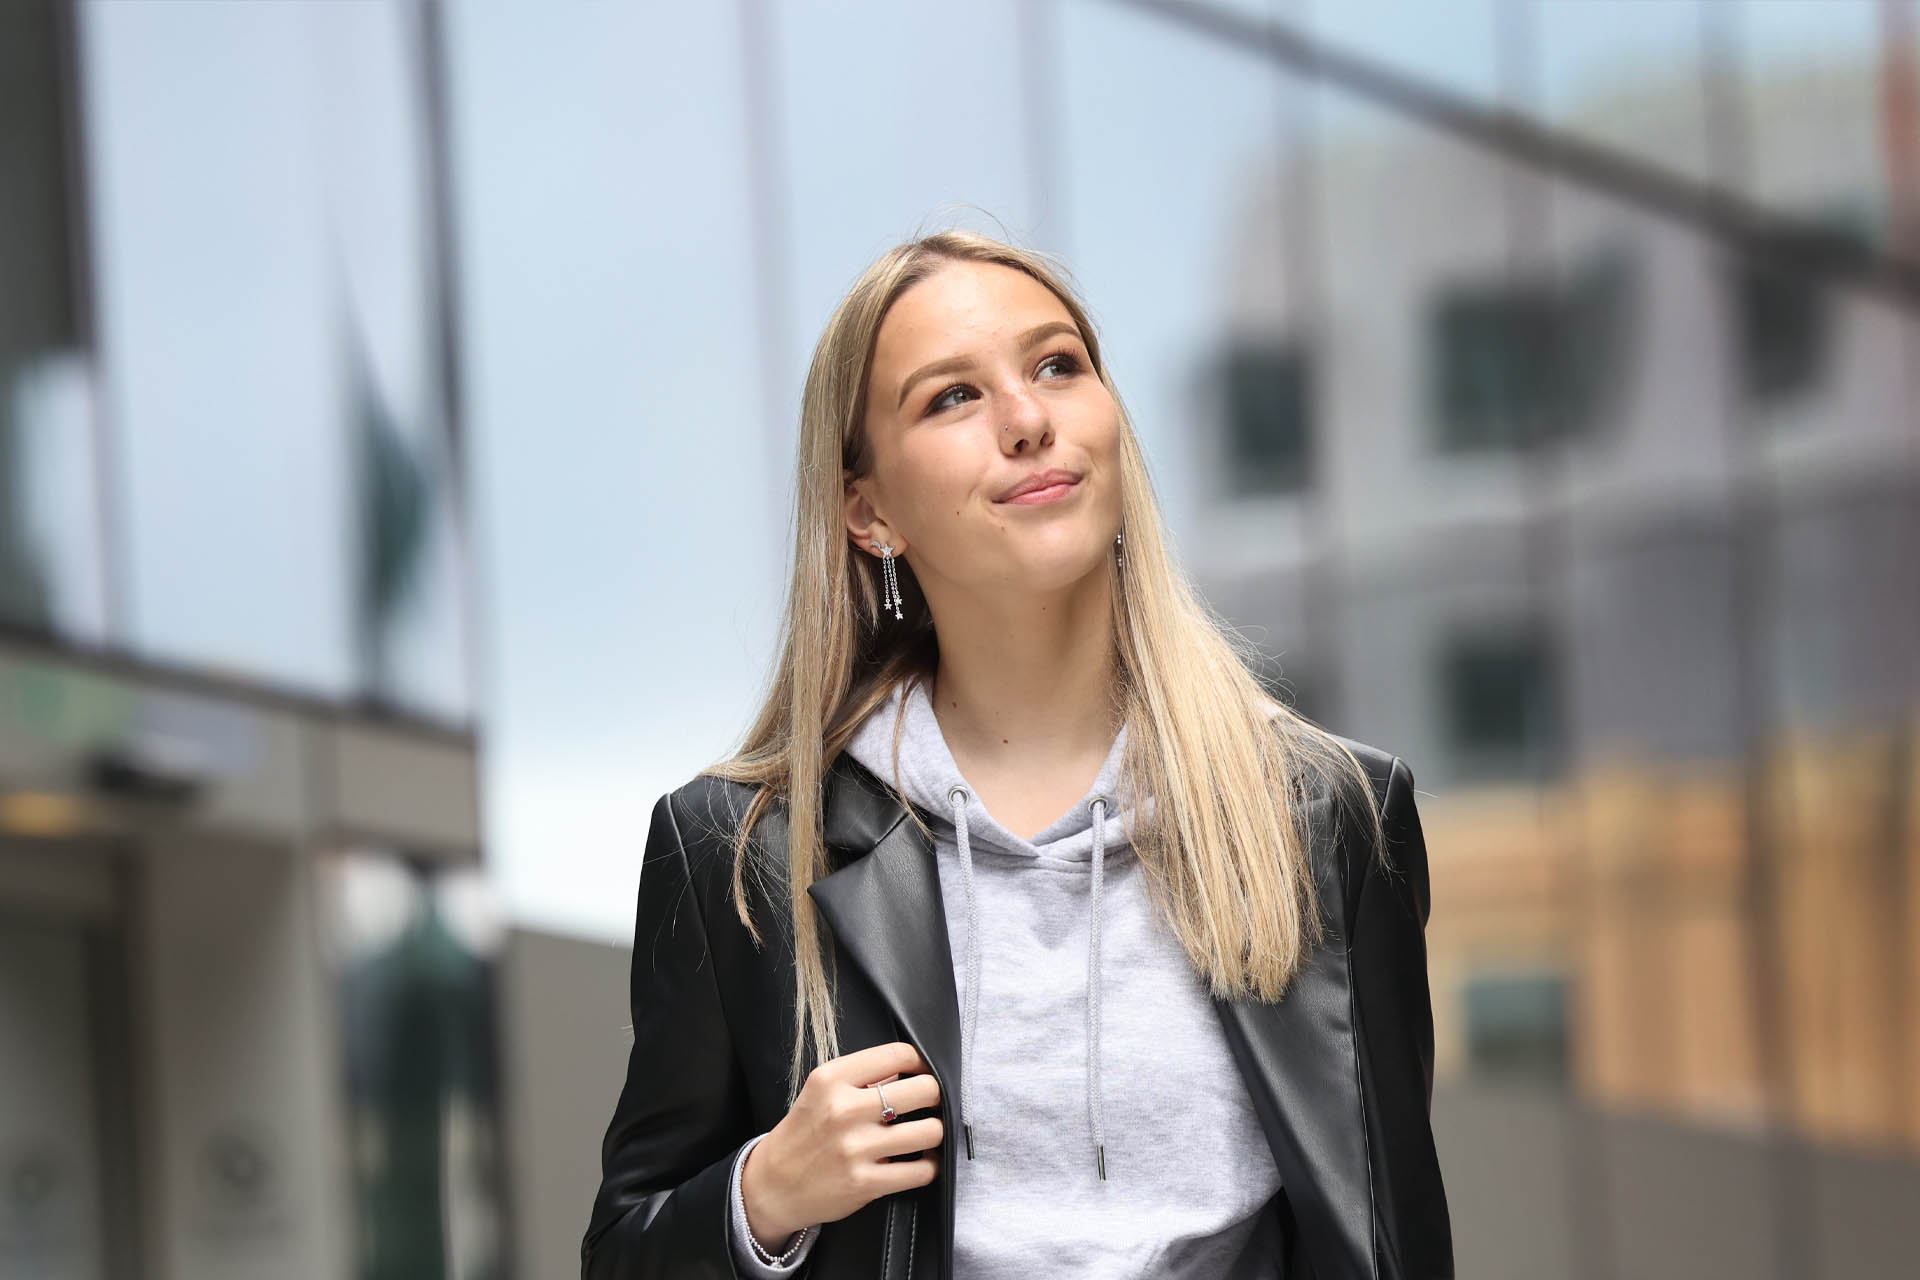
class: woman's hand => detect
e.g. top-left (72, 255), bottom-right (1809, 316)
top-left (739, 1040), bottom-right (944, 1250)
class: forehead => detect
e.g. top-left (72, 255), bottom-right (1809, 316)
top-left (873, 261), bottom-right (1071, 363)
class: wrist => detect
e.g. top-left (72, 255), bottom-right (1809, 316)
top-left (741, 1137), bottom-right (801, 1250)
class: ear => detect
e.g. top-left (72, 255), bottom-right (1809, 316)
top-left (843, 470), bottom-right (905, 558)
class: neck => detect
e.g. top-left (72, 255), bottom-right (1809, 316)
top-left (923, 575), bottom-right (1121, 771)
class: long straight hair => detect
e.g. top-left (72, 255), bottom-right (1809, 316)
top-left (701, 228), bottom-right (1386, 1107)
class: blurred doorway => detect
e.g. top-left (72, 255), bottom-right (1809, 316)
top-left (0, 836), bottom-right (137, 1280)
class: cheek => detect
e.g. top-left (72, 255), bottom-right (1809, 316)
top-left (1087, 397), bottom-right (1123, 460)
top-left (894, 444), bottom-right (978, 526)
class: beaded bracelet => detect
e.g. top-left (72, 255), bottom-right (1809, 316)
top-left (733, 1134), bottom-right (820, 1268)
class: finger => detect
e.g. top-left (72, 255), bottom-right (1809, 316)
top-left (865, 1071), bottom-right (940, 1116)
top-left (829, 1041), bottom-right (927, 1088)
top-left (865, 1114), bottom-right (944, 1159)
top-left (866, 1149), bottom-right (942, 1195)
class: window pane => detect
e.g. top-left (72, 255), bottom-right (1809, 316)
top-left (1537, 0), bottom-right (1716, 186)
top-left (1736, 0), bottom-right (1911, 265)
top-left (774, 0), bottom-right (1033, 412)
top-left (79, 0), bottom-right (470, 719)
top-left (443, 1), bottom-right (771, 937)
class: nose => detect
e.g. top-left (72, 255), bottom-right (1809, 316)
top-left (1000, 405), bottom-right (1053, 455)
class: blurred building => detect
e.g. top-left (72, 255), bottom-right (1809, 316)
top-left (1177, 4), bottom-right (1920, 1277)
top-left (6, 2), bottom-right (1920, 1280)
top-left (0, 2), bottom-right (500, 1279)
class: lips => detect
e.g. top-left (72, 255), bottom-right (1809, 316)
top-left (995, 468), bottom-right (1081, 502)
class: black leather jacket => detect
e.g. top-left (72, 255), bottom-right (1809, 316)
top-left (582, 739), bottom-right (1454, 1279)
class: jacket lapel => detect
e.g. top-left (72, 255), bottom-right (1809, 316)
top-left (1211, 789), bottom-right (1377, 1280)
top-left (808, 753), bottom-right (962, 1280)
top-left (807, 761), bottom-right (965, 1090)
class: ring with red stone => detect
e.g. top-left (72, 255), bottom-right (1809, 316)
top-left (874, 1082), bottom-right (898, 1123)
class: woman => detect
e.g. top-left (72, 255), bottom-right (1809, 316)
top-left (581, 229), bottom-right (1453, 1279)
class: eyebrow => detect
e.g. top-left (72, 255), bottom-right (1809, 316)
top-left (895, 320), bottom-right (1083, 412)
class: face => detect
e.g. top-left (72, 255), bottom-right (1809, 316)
top-left (845, 260), bottom-right (1122, 603)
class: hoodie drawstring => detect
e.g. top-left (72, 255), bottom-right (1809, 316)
top-left (1087, 796), bottom-right (1108, 1180)
top-left (948, 783), bottom-right (982, 1162)
top-left (946, 782), bottom-right (1112, 1180)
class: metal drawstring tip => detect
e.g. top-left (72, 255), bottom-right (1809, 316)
top-left (1096, 1145), bottom-right (1107, 1180)
top-left (964, 1123), bottom-right (974, 1160)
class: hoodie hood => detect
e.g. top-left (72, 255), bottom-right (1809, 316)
top-left (843, 675), bottom-right (1149, 1179)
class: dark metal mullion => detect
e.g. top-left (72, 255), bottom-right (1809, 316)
top-left (88, 857), bottom-right (143, 1280)
top-left (51, 0), bottom-right (130, 652)
top-left (1702, 5), bottom-right (1813, 1278)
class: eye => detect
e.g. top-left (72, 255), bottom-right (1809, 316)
top-left (927, 383), bottom-right (970, 415)
top-left (925, 351), bottom-right (1084, 416)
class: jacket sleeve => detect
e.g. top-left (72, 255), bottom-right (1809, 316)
top-left (1351, 757), bottom-right (1455, 1278)
top-left (581, 791), bottom-right (765, 1280)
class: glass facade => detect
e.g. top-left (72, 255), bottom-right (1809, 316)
top-left (0, 0), bottom-right (475, 724)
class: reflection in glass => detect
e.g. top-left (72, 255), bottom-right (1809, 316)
top-left (1728, 207), bottom-right (1871, 407)
top-left (1217, 338), bottom-right (1314, 496)
top-left (327, 854), bottom-right (506, 1280)
top-left (346, 313), bottom-right (440, 708)
top-left (1463, 970), bottom-right (1569, 1088)
top-left (1439, 623), bottom-right (1563, 783)
top-left (1428, 244), bottom-right (1637, 452)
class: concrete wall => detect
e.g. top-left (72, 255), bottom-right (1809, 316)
top-left (135, 830), bottom-right (349, 1280)
top-left (1433, 1080), bottom-right (1920, 1280)
top-left (500, 926), bottom-right (633, 1280)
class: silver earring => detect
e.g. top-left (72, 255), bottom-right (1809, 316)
top-left (1115, 530), bottom-right (1124, 568)
top-left (868, 541), bottom-right (904, 620)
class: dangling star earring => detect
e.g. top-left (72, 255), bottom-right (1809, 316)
top-left (868, 540), bottom-right (904, 620)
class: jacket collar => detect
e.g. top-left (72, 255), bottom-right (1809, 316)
top-left (806, 750), bottom-right (1378, 1280)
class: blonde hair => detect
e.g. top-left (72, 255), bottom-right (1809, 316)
top-left (701, 226), bottom-right (1386, 1106)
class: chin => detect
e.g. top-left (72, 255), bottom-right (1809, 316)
top-left (1008, 544), bottom-right (1109, 589)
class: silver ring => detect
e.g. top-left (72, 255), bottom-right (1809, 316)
top-left (875, 1082), bottom-right (898, 1123)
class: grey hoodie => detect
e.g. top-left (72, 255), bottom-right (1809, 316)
top-left (729, 677), bottom-right (1285, 1277)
